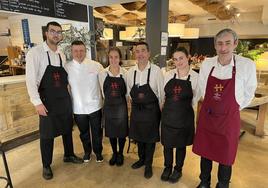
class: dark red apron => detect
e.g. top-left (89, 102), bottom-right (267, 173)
top-left (193, 58), bottom-right (240, 165)
top-left (103, 73), bottom-right (128, 138)
top-left (129, 68), bottom-right (161, 143)
top-left (38, 52), bottom-right (73, 139)
top-left (161, 74), bottom-right (195, 148)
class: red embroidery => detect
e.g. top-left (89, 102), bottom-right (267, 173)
top-left (138, 92), bottom-right (145, 99)
top-left (111, 82), bottom-right (119, 97)
top-left (111, 82), bottom-right (119, 89)
top-left (53, 72), bottom-right (61, 87)
top-left (213, 84), bottom-right (224, 101)
top-left (173, 85), bottom-right (182, 101)
top-left (53, 72), bottom-right (60, 81)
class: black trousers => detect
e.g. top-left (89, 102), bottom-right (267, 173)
top-left (164, 146), bottom-right (186, 171)
top-left (200, 157), bottom-right (232, 188)
top-left (137, 142), bottom-right (156, 167)
top-left (40, 133), bottom-right (74, 167)
top-left (109, 137), bottom-right (126, 154)
top-left (74, 109), bottom-right (103, 155)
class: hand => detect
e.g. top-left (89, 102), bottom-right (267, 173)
top-left (35, 104), bottom-right (48, 116)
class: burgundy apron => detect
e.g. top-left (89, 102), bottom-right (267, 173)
top-left (103, 73), bottom-right (128, 138)
top-left (193, 58), bottom-right (240, 165)
top-left (129, 68), bottom-right (161, 143)
top-left (38, 52), bottom-right (73, 139)
top-left (161, 74), bottom-right (195, 148)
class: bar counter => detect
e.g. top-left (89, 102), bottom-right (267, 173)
top-left (0, 75), bottom-right (38, 142)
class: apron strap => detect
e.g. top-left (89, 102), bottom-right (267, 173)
top-left (133, 70), bottom-right (137, 87)
top-left (173, 73), bottom-right (176, 79)
top-left (46, 52), bottom-right (63, 67)
top-left (187, 74), bottom-right (191, 81)
top-left (232, 55), bottom-right (236, 75)
top-left (209, 66), bottom-right (215, 77)
top-left (147, 68), bottom-right (151, 84)
top-left (59, 54), bottom-right (63, 67)
top-left (46, 52), bottom-right (51, 66)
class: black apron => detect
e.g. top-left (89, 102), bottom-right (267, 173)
top-left (103, 73), bottom-right (128, 138)
top-left (38, 52), bottom-right (73, 139)
top-left (129, 68), bottom-right (161, 143)
top-left (161, 74), bottom-right (195, 148)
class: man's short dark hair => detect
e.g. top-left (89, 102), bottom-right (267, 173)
top-left (135, 41), bottom-right (149, 51)
top-left (46, 21), bottom-right (62, 31)
top-left (71, 40), bottom-right (86, 47)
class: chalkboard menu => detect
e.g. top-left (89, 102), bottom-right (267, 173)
top-left (0, 0), bottom-right (88, 22)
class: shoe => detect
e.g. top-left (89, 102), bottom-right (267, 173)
top-left (131, 160), bottom-right (144, 169)
top-left (42, 166), bottom-right (53, 180)
top-left (109, 153), bottom-right (117, 166)
top-left (63, 155), bottom-right (83, 164)
top-left (144, 166), bottom-right (153, 179)
top-left (196, 182), bottom-right (211, 188)
top-left (83, 153), bottom-right (91, 163)
top-left (160, 167), bottom-right (172, 181)
top-left (168, 169), bottom-right (182, 183)
top-left (216, 182), bottom-right (229, 188)
top-left (116, 153), bottom-right (124, 166)
top-left (96, 154), bottom-right (104, 163)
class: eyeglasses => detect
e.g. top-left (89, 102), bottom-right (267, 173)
top-left (48, 29), bottom-right (63, 36)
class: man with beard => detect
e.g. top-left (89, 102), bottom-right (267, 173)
top-left (26, 22), bottom-right (83, 180)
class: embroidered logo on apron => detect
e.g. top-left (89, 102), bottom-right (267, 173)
top-left (213, 84), bottom-right (224, 101)
top-left (110, 82), bottom-right (119, 97)
top-left (173, 85), bottom-right (182, 101)
top-left (53, 72), bottom-right (61, 87)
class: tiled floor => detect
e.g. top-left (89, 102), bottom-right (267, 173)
top-left (1, 109), bottom-right (267, 188)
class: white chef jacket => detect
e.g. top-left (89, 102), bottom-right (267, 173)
top-left (65, 58), bottom-right (103, 114)
top-left (198, 54), bottom-right (257, 109)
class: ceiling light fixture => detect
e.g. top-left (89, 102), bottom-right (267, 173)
top-left (168, 23), bottom-right (185, 37)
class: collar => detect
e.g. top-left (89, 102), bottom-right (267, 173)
top-left (134, 61), bottom-right (151, 72)
top-left (43, 41), bottom-right (61, 54)
top-left (105, 66), bottom-right (124, 76)
top-left (216, 55), bottom-right (234, 68)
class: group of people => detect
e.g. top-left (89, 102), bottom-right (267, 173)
top-left (26, 21), bottom-right (257, 188)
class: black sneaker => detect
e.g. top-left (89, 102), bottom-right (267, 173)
top-left (160, 167), bottom-right (172, 181)
top-left (109, 153), bottom-right (117, 166)
top-left (96, 154), bottom-right (104, 163)
top-left (168, 169), bottom-right (182, 183)
top-left (131, 160), bottom-right (144, 169)
top-left (144, 166), bottom-right (153, 179)
top-left (63, 155), bottom-right (83, 164)
top-left (83, 153), bottom-right (91, 163)
top-left (43, 166), bottom-right (53, 180)
top-left (116, 153), bottom-right (124, 166)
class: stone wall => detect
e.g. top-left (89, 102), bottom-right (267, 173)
top-left (0, 81), bottom-right (38, 142)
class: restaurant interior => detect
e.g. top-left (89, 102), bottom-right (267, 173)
top-left (0, 0), bottom-right (268, 187)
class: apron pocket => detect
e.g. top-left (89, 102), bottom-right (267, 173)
top-left (203, 112), bottom-right (228, 135)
